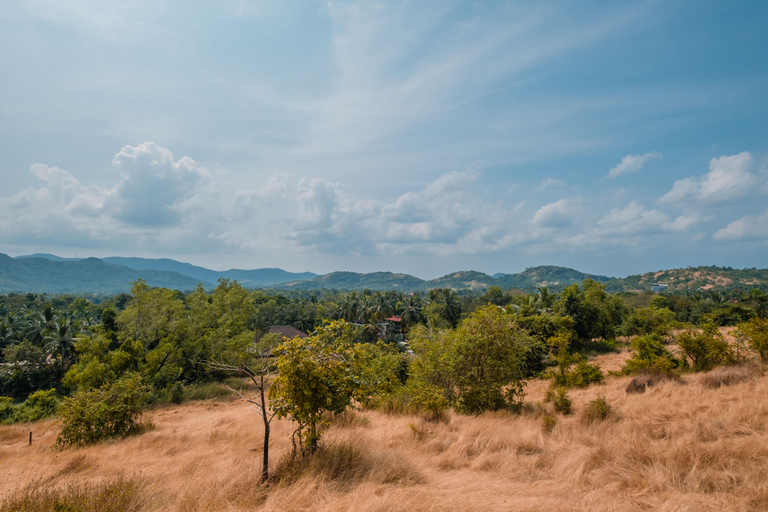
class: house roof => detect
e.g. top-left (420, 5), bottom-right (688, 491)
top-left (268, 325), bottom-right (309, 339)
top-left (385, 316), bottom-right (401, 322)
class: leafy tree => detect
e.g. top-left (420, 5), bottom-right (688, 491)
top-left (269, 321), bottom-right (364, 455)
top-left (619, 334), bottom-right (679, 375)
top-left (737, 317), bottom-right (768, 361)
top-left (677, 323), bottom-right (737, 371)
top-left (58, 373), bottom-right (149, 447)
top-left (411, 305), bottom-right (543, 414)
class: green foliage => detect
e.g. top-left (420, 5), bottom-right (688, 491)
top-left (737, 317), bottom-right (768, 361)
top-left (541, 414), bottom-right (557, 433)
top-left (544, 387), bottom-right (572, 415)
top-left (704, 304), bottom-right (755, 326)
top-left (57, 373), bottom-right (149, 447)
top-left (269, 321), bottom-right (364, 453)
top-left (410, 305), bottom-right (544, 414)
top-left (619, 334), bottom-right (679, 375)
top-left (14, 388), bottom-right (59, 422)
top-left (556, 279), bottom-right (626, 346)
top-left (547, 332), bottom-right (604, 389)
top-left (582, 397), bottom-right (611, 424)
top-left (623, 306), bottom-right (677, 338)
top-left (0, 396), bottom-right (15, 423)
top-left (375, 381), bottom-right (449, 421)
top-left (676, 324), bottom-right (737, 372)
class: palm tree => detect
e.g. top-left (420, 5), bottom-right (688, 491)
top-left (536, 287), bottom-right (555, 313)
top-left (43, 316), bottom-right (78, 378)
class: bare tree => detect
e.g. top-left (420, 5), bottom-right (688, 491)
top-left (206, 333), bottom-right (280, 482)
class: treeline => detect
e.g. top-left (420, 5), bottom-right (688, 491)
top-left (0, 279), bottom-right (766, 431)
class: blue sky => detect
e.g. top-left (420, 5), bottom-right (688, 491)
top-left (1, 0), bottom-right (766, 279)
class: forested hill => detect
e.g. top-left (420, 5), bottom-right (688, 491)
top-left (606, 266), bottom-right (768, 293)
top-left (0, 254), bottom-right (207, 294)
top-left (4, 254), bottom-right (766, 294)
top-left (16, 254), bottom-right (318, 288)
top-left (278, 266), bottom-right (613, 292)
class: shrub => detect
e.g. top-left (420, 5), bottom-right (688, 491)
top-left (737, 317), bottom-right (768, 362)
top-left (58, 373), bottom-right (148, 447)
top-left (542, 414), bottom-right (557, 433)
top-left (14, 389), bottom-right (59, 422)
top-left (582, 397), bottom-right (611, 424)
top-left (544, 387), bottom-right (572, 415)
top-left (677, 324), bottom-right (736, 372)
top-left (375, 381), bottom-right (449, 422)
top-left (619, 334), bottom-right (679, 375)
top-left (0, 397), bottom-right (15, 424)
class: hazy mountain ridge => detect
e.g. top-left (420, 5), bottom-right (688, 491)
top-left (1, 254), bottom-right (208, 294)
top-left (4, 254), bottom-right (767, 294)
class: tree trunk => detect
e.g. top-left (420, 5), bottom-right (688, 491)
top-left (260, 382), bottom-right (269, 482)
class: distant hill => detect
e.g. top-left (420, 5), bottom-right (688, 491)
top-left (280, 271), bottom-right (427, 291)
top-left (5, 254), bottom-right (766, 294)
top-left (100, 257), bottom-right (317, 288)
top-left (280, 267), bottom-right (613, 293)
top-left (606, 266), bottom-right (768, 293)
top-left (495, 266), bottom-right (612, 290)
top-left (0, 254), bottom-right (208, 294)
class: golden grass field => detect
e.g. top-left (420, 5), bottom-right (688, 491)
top-left (2, 347), bottom-right (768, 511)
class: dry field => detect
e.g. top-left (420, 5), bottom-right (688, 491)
top-left (2, 350), bottom-right (768, 511)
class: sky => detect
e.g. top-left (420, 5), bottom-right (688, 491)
top-left (0, 0), bottom-right (767, 279)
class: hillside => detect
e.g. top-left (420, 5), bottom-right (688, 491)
top-left (101, 257), bottom-right (318, 288)
top-left (606, 266), bottom-right (768, 293)
top-left (495, 265), bottom-right (612, 290)
top-left (280, 271), bottom-right (427, 291)
top-left (0, 254), bottom-right (209, 294)
top-left (4, 349), bottom-right (768, 511)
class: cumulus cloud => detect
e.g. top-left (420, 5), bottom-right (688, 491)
top-left (713, 209), bottom-right (768, 240)
top-left (607, 151), bottom-right (661, 178)
top-left (595, 201), bottom-right (668, 235)
top-left (659, 152), bottom-right (761, 205)
top-left (532, 199), bottom-right (579, 228)
top-left (109, 142), bottom-right (210, 226)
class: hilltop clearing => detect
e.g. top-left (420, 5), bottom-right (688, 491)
top-left (3, 349), bottom-right (768, 512)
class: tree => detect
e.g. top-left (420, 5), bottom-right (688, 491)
top-left (410, 305), bottom-right (544, 413)
top-left (269, 321), bottom-right (362, 455)
top-left (206, 333), bottom-right (280, 482)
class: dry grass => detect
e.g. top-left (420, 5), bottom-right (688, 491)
top-left (3, 352), bottom-right (768, 511)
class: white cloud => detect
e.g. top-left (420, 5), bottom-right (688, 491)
top-left (713, 210), bottom-right (768, 240)
top-left (595, 201), bottom-right (668, 235)
top-left (532, 199), bottom-right (579, 228)
top-left (659, 152), bottom-right (761, 205)
top-left (537, 177), bottom-right (566, 190)
top-left (607, 151), bottom-right (661, 178)
top-left (109, 142), bottom-right (210, 227)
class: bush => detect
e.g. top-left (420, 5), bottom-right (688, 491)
top-left (618, 334), bottom-right (679, 375)
top-left (677, 324), bottom-right (736, 372)
top-left (58, 373), bottom-right (149, 447)
top-left (544, 387), bottom-right (572, 415)
top-left (582, 397), bottom-right (611, 424)
top-left (375, 381), bottom-right (449, 422)
top-left (737, 317), bottom-right (768, 361)
top-left (551, 359), bottom-right (604, 389)
top-left (14, 389), bottom-right (59, 422)
top-left (541, 414), bottom-right (557, 433)
top-left (0, 397), bottom-right (15, 424)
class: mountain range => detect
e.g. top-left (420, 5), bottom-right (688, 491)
top-left (1, 253), bottom-right (766, 295)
